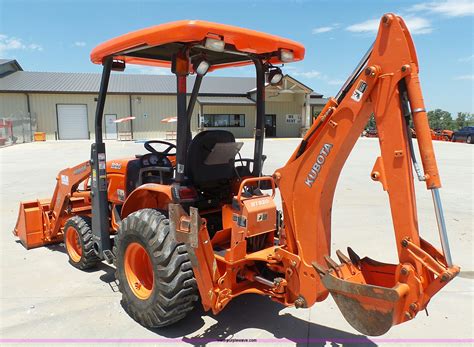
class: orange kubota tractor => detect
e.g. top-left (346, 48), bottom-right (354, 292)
top-left (14, 14), bottom-right (458, 336)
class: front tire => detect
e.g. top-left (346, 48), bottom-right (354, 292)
top-left (115, 209), bottom-right (198, 328)
top-left (467, 135), bottom-right (472, 144)
top-left (64, 215), bottom-right (101, 270)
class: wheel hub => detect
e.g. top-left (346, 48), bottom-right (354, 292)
top-left (65, 227), bottom-right (82, 263)
top-left (124, 242), bottom-right (154, 300)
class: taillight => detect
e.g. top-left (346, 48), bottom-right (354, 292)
top-left (178, 186), bottom-right (197, 200)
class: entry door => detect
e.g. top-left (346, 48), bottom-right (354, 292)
top-left (104, 114), bottom-right (118, 140)
top-left (264, 114), bottom-right (276, 137)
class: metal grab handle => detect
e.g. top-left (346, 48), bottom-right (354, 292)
top-left (431, 188), bottom-right (453, 267)
top-left (236, 176), bottom-right (276, 206)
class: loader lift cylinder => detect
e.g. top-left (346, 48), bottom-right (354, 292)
top-left (90, 56), bottom-right (112, 257)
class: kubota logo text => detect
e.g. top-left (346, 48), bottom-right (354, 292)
top-left (305, 143), bottom-right (333, 188)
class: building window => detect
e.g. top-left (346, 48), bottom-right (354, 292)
top-left (201, 114), bottom-right (245, 127)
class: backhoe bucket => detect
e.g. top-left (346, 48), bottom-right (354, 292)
top-left (14, 199), bottom-right (51, 249)
top-left (318, 260), bottom-right (407, 336)
top-left (313, 247), bottom-right (458, 336)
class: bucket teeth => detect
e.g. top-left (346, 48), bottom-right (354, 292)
top-left (311, 261), bottom-right (327, 276)
top-left (313, 249), bottom-right (362, 278)
top-left (324, 255), bottom-right (342, 277)
top-left (324, 255), bottom-right (339, 270)
top-left (347, 247), bottom-right (361, 268)
top-left (336, 249), bottom-right (351, 265)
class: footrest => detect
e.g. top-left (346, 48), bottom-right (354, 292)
top-left (103, 249), bottom-right (116, 264)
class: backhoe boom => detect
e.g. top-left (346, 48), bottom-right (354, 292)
top-left (274, 13), bottom-right (459, 335)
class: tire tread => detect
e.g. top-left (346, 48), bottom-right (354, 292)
top-left (115, 209), bottom-right (198, 328)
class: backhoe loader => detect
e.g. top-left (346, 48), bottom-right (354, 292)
top-left (14, 14), bottom-right (459, 336)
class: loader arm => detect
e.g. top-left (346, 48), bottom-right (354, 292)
top-left (14, 161), bottom-right (92, 248)
top-left (275, 14), bottom-right (459, 335)
top-left (47, 161), bottom-right (92, 240)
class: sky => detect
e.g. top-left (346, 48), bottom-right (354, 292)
top-left (0, 0), bottom-right (473, 115)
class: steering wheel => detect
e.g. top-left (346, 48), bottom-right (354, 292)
top-left (144, 140), bottom-right (176, 156)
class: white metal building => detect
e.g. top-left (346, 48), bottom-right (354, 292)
top-left (0, 59), bottom-right (328, 141)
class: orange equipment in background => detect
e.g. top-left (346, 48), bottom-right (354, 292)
top-left (431, 129), bottom-right (453, 141)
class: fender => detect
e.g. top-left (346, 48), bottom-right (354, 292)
top-left (121, 183), bottom-right (173, 218)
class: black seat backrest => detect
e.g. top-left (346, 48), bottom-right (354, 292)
top-left (125, 159), bottom-right (141, 196)
top-left (186, 130), bottom-right (236, 186)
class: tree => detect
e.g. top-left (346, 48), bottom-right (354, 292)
top-left (365, 114), bottom-right (376, 129)
top-left (456, 112), bottom-right (474, 129)
top-left (427, 109), bottom-right (454, 130)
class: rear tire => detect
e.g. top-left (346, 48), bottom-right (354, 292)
top-left (467, 135), bottom-right (472, 144)
top-left (115, 208), bottom-right (198, 328)
top-left (64, 215), bottom-right (101, 270)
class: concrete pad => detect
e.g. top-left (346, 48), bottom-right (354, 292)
top-left (0, 138), bottom-right (472, 345)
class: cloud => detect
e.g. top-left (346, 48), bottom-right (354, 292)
top-left (328, 79), bottom-right (345, 85)
top-left (126, 65), bottom-right (172, 75)
top-left (312, 26), bottom-right (334, 34)
top-left (410, 0), bottom-right (474, 17)
top-left (312, 24), bottom-right (340, 35)
top-left (458, 54), bottom-right (474, 62)
top-left (73, 41), bottom-right (86, 47)
top-left (0, 34), bottom-right (43, 55)
top-left (346, 16), bottom-right (432, 35)
top-left (454, 74), bottom-right (474, 80)
top-left (346, 19), bottom-right (380, 33)
top-left (291, 70), bottom-right (321, 78)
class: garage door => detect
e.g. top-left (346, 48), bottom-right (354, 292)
top-left (57, 104), bottom-right (89, 140)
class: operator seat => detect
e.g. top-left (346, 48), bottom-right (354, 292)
top-left (185, 130), bottom-right (236, 189)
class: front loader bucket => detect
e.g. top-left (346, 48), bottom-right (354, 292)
top-left (14, 199), bottom-right (51, 249)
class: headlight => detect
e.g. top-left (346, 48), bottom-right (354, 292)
top-left (268, 67), bottom-right (283, 86)
top-left (194, 59), bottom-right (210, 76)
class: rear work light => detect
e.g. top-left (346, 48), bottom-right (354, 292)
top-left (279, 49), bottom-right (294, 63)
top-left (204, 37), bottom-right (225, 52)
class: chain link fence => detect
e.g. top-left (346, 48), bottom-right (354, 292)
top-left (0, 112), bottom-right (36, 147)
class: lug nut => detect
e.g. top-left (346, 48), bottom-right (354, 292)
top-left (401, 267), bottom-right (408, 275)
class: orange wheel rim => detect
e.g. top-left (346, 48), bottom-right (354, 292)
top-left (65, 226), bottom-right (82, 263)
top-left (124, 242), bottom-right (154, 300)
